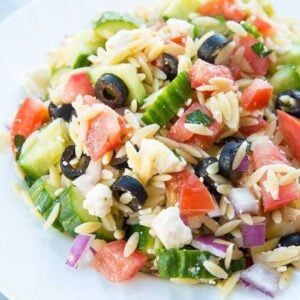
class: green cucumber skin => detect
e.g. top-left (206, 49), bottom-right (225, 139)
top-left (72, 53), bottom-right (93, 69)
top-left (130, 224), bottom-right (155, 253)
top-left (58, 186), bottom-right (114, 240)
top-left (163, 0), bottom-right (201, 21)
top-left (142, 72), bottom-right (193, 127)
top-left (156, 249), bottom-right (245, 279)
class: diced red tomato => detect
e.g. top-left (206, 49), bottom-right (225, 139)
top-left (227, 62), bottom-right (241, 80)
top-left (172, 170), bottom-right (216, 216)
top-left (85, 109), bottom-right (126, 161)
top-left (253, 142), bottom-right (299, 212)
top-left (92, 240), bottom-right (147, 283)
top-left (63, 72), bottom-right (94, 104)
top-left (169, 35), bottom-right (186, 47)
top-left (252, 16), bottom-right (276, 36)
top-left (167, 103), bottom-right (224, 149)
top-left (239, 116), bottom-right (267, 136)
top-left (238, 36), bottom-right (270, 76)
top-left (277, 110), bottom-right (300, 161)
top-left (242, 79), bottom-right (273, 111)
top-left (10, 97), bottom-right (49, 154)
top-left (188, 59), bottom-right (233, 89)
top-left (199, 0), bottom-right (245, 22)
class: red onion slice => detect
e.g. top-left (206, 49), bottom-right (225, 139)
top-left (66, 234), bottom-right (95, 268)
top-left (228, 188), bottom-right (258, 214)
top-left (236, 154), bottom-right (250, 172)
top-left (240, 263), bottom-right (279, 298)
top-left (192, 235), bottom-right (228, 258)
top-left (242, 223), bottom-right (266, 248)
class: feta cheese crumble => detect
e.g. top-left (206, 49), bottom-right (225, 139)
top-left (152, 207), bottom-right (192, 249)
top-left (83, 183), bottom-right (113, 218)
top-left (166, 18), bottom-right (194, 38)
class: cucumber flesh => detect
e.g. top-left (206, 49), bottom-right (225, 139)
top-left (163, 0), bottom-right (200, 21)
top-left (130, 224), bottom-right (155, 253)
top-left (94, 11), bottom-right (143, 39)
top-left (269, 65), bottom-right (300, 95)
top-left (29, 178), bottom-right (64, 232)
top-left (142, 72), bottom-right (193, 127)
top-left (156, 249), bottom-right (245, 279)
top-left (192, 16), bottom-right (227, 38)
top-left (276, 44), bottom-right (300, 67)
top-left (58, 185), bottom-right (114, 240)
top-left (18, 119), bottom-right (71, 179)
top-left (88, 63), bottom-right (147, 105)
top-left (49, 67), bottom-right (72, 88)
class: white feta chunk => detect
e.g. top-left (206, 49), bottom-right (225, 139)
top-left (166, 18), bottom-right (194, 38)
top-left (152, 207), bottom-right (192, 249)
top-left (83, 183), bottom-right (113, 218)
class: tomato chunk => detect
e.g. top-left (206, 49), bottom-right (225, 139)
top-left (63, 72), bottom-right (94, 104)
top-left (199, 0), bottom-right (245, 22)
top-left (242, 79), bottom-right (273, 111)
top-left (92, 240), bottom-right (147, 283)
top-left (238, 36), bottom-right (270, 76)
top-left (174, 170), bottom-right (216, 216)
top-left (253, 142), bottom-right (299, 212)
top-left (10, 97), bottom-right (49, 154)
top-left (252, 16), bottom-right (276, 36)
top-left (169, 35), bottom-right (186, 47)
top-left (85, 108), bottom-right (125, 161)
top-left (239, 116), bottom-right (267, 136)
top-left (278, 110), bottom-right (300, 160)
top-left (167, 103), bottom-right (224, 149)
top-left (188, 59), bottom-right (233, 89)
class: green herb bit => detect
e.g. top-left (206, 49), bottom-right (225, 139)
top-left (241, 21), bottom-right (261, 38)
top-left (186, 110), bottom-right (212, 126)
top-left (251, 42), bottom-right (273, 58)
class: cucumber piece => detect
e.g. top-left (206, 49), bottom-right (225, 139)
top-left (163, 0), bottom-right (200, 21)
top-left (130, 224), bottom-right (155, 253)
top-left (49, 67), bottom-right (72, 88)
top-left (18, 119), bottom-right (71, 179)
top-left (29, 178), bottom-right (64, 232)
top-left (88, 63), bottom-right (147, 105)
top-left (94, 11), bottom-right (143, 39)
top-left (269, 65), bottom-right (300, 95)
top-left (156, 249), bottom-right (245, 279)
top-left (192, 16), bottom-right (227, 38)
top-left (58, 185), bottom-right (114, 240)
top-left (276, 44), bottom-right (300, 67)
top-left (142, 72), bottom-right (193, 126)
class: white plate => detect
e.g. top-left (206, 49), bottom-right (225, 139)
top-left (0, 0), bottom-right (299, 299)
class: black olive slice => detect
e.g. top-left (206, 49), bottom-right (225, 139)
top-left (112, 175), bottom-right (148, 211)
top-left (48, 103), bottom-right (75, 122)
top-left (60, 145), bottom-right (91, 180)
top-left (278, 233), bottom-right (300, 247)
top-left (276, 90), bottom-right (300, 118)
top-left (94, 73), bottom-right (129, 108)
top-left (110, 155), bottom-right (128, 170)
top-left (194, 157), bottom-right (220, 195)
top-left (197, 33), bottom-right (230, 64)
top-left (218, 140), bottom-right (251, 182)
top-left (156, 53), bottom-right (178, 81)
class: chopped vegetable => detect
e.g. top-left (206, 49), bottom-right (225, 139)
top-left (242, 79), bottom-right (273, 111)
top-left (276, 90), bottom-right (300, 118)
top-left (10, 97), bottom-right (49, 155)
top-left (252, 15), bottom-right (276, 36)
top-left (240, 263), bottom-right (279, 297)
top-left (186, 110), bottom-right (213, 126)
top-left (278, 233), bottom-right (300, 247)
top-left (66, 234), bottom-right (95, 268)
top-left (48, 103), bottom-right (75, 122)
top-left (240, 116), bottom-right (267, 136)
top-left (156, 53), bottom-right (178, 81)
top-left (277, 110), bottom-right (300, 160)
top-left (191, 235), bottom-right (228, 258)
top-left (92, 240), bottom-right (147, 282)
top-left (251, 42), bottom-right (273, 58)
top-left (242, 224), bottom-right (266, 248)
top-left (228, 188), bottom-right (258, 214)
top-left (241, 21), bottom-right (261, 38)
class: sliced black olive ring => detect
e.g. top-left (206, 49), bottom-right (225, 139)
top-left (112, 175), bottom-right (148, 211)
top-left (110, 155), bottom-right (129, 170)
top-left (278, 233), bottom-right (300, 247)
top-left (94, 73), bottom-right (129, 109)
top-left (60, 145), bottom-right (91, 180)
top-left (48, 102), bottom-right (75, 122)
top-left (197, 33), bottom-right (230, 64)
top-left (218, 140), bottom-right (251, 182)
top-left (194, 157), bottom-right (221, 197)
top-left (276, 90), bottom-right (300, 118)
top-left (156, 53), bottom-right (179, 81)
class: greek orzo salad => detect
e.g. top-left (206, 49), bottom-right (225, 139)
top-left (9, 0), bottom-right (300, 298)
